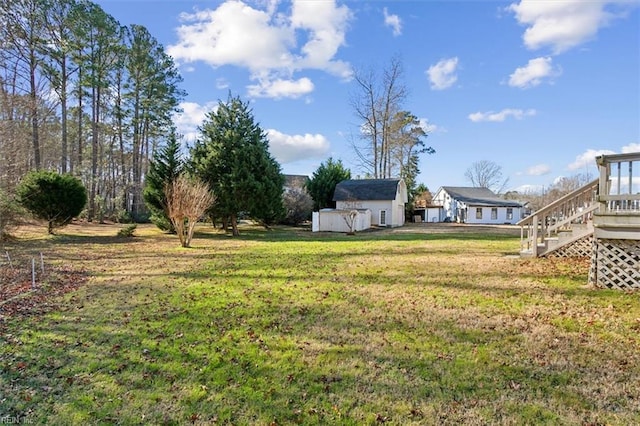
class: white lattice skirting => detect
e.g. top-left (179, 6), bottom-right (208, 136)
top-left (547, 235), bottom-right (593, 258)
top-left (589, 239), bottom-right (640, 289)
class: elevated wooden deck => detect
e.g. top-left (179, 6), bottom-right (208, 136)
top-left (589, 153), bottom-right (640, 289)
top-left (519, 152), bottom-right (640, 289)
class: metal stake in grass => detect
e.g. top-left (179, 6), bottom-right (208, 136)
top-left (5, 250), bottom-right (12, 268)
top-left (32, 258), bottom-right (36, 289)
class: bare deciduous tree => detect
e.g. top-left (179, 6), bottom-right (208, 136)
top-left (350, 56), bottom-right (407, 179)
top-left (165, 175), bottom-right (214, 248)
top-left (339, 199), bottom-right (360, 234)
top-left (464, 160), bottom-right (509, 194)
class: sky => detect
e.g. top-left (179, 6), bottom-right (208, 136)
top-left (96, 0), bottom-right (640, 193)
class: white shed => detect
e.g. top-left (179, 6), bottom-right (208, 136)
top-left (312, 209), bottom-right (372, 233)
top-left (333, 179), bottom-right (408, 227)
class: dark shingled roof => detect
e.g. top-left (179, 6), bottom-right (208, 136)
top-left (441, 186), bottom-right (523, 207)
top-left (333, 179), bottom-right (401, 201)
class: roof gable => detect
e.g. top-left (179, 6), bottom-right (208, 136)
top-left (439, 186), bottom-right (523, 207)
top-left (333, 179), bottom-right (403, 202)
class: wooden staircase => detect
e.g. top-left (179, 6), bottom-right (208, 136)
top-left (518, 180), bottom-right (599, 258)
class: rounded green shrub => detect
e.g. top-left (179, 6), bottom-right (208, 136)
top-left (17, 170), bottom-right (87, 234)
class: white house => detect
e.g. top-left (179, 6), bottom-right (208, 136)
top-left (333, 179), bottom-right (408, 227)
top-left (433, 186), bottom-right (524, 225)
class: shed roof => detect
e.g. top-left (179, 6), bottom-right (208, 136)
top-left (333, 179), bottom-right (402, 201)
top-left (440, 186), bottom-right (523, 207)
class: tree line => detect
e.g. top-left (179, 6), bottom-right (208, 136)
top-left (0, 0), bottom-right (184, 222)
top-left (0, 0), bottom-right (440, 234)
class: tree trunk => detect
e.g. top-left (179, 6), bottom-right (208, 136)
top-left (230, 214), bottom-right (239, 236)
top-left (29, 50), bottom-right (40, 170)
top-left (75, 64), bottom-right (83, 173)
top-left (59, 54), bottom-right (69, 173)
top-left (88, 84), bottom-right (98, 222)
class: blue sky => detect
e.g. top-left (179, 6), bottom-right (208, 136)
top-left (97, 0), bottom-right (639, 193)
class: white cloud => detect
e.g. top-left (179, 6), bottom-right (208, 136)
top-left (567, 143), bottom-right (640, 171)
top-left (621, 143), bottom-right (640, 153)
top-left (168, 2), bottom-right (294, 70)
top-left (426, 57), bottom-right (459, 90)
top-left (468, 108), bottom-right (536, 122)
top-left (172, 101), bottom-right (218, 142)
top-left (247, 77), bottom-right (314, 99)
top-left (289, 0), bottom-right (353, 78)
top-left (215, 78), bottom-right (230, 89)
top-left (383, 7), bottom-right (402, 36)
top-left (508, 0), bottom-right (629, 54)
top-left (567, 148), bottom-right (616, 170)
top-left (526, 164), bottom-right (551, 176)
top-left (508, 56), bottom-right (561, 88)
top-left (512, 184), bottom-right (544, 194)
top-left (266, 129), bottom-right (330, 164)
top-left (167, 0), bottom-right (352, 99)
top-left (418, 118), bottom-right (440, 134)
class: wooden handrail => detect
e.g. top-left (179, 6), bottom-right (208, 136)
top-left (517, 179), bottom-right (598, 226)
top-left (596, 153), bottom-right (640, 213)
top-left (518, 179), bottom-right (599, 256)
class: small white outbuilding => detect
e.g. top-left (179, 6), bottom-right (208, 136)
top-left (312, 179), bottom-right (408, 232)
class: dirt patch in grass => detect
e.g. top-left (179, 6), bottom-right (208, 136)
top-left (0, 264), bottom-right (89, 330)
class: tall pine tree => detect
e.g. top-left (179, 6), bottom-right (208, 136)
top-left (143, 130), bottom-right (183, 232)
top-left (306, 158), bottom-right (351, 211)
top-left (191, 94), bottom-right (284, 236)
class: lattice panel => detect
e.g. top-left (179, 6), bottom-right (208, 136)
top-left (592, 239), bottom-right (640, 290)
top-left (546, 235), bottom-right (593, 258)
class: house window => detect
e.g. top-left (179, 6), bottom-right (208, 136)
top-left (507, 208), bottom-right (513, 220)
top-left (380, 210), bottom-right (387, 226)
top-left (491, 208), bottom-right (498, 220)
top-left (475, 208), bottom-right (482, 220)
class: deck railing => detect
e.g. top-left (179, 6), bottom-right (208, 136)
top-left (517, 179), bottom-right (599, 256)
top-left (596, 152), bottom-right (640, 214)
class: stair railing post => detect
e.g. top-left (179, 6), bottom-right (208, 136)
top-left (532, 214), bottom-right (539, 257)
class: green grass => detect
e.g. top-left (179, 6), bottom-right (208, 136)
top-left (1, 223), bottom-right (640, 425)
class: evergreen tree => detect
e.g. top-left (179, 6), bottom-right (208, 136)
top-left (191, 94), bottom-right (284, 236)
top-left (16, 170), bottom-right (87, 234)
top-left (306, 158), bottom-right (351, 211)
top-left (143, 131), bottom-right (183, 232)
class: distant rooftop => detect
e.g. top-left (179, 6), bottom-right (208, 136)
top-left (440, 186), bottom-right (523, 207)
top-left (333, 179), bottom-right (402, 201)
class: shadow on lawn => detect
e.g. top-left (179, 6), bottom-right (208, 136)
top-left (5, 273), bottom-right (632, 424)
top-left (191, 226), bottom-right (520, 244)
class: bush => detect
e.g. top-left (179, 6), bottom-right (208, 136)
top-left (149, 212), bottom-right (173, 232)
top-left (117, 224), bottom-right (137, 237)
top-left (281, 188), bottom-right (313, 225)
top-left (16, 170), bottom-right (87, 234)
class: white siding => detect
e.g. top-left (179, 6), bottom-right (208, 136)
top-left (465, 206), bottom-right (522, 224)
top-left (312, 209), bottom-right (372, 232)
top-left (336, 200), bottom-right (401, 226)
top-left (425, 208), bottom-right (442, 222)
top-left (433, 187), bottom-right (522, 224)
top-left (433, 188), bottom-right (461, 222)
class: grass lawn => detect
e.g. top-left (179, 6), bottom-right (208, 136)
top-left (1, 222), bottom-right (639, 425)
